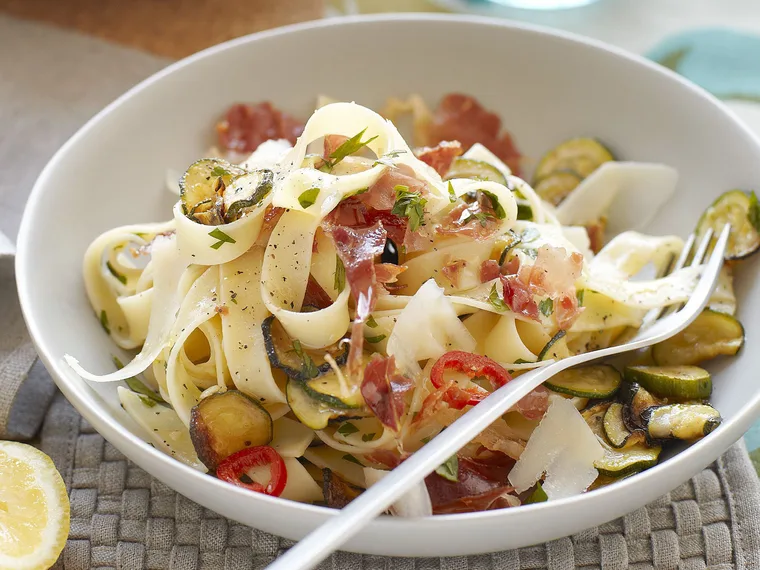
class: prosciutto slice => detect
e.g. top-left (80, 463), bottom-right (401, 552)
top-left (360, 355), bottom-right (412, 431)
top-left (414, 140), bottom-right (463, 176)
top-left (216, 102), bottom-right (303, 153)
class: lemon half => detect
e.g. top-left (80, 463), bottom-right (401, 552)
top-left (0, 442), bottom-right (69, 570)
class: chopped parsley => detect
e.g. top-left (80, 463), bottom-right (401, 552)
top-left (488, 283), bottom-right (509, 312)
top-left (373, 149), bottom-right (406, 168)
top-left (365, 334), bottom-right (386, 344)
top-left (517, 203), bottom-right (533, 221)
top-left (325, 128), bottom-right (378, 169)
top-left (106, 261), bottom-right (127, 285)
top-left (208, 228), bottom-right (236, 250)
top-left (481, 190), bottom-right (506, 219)
top-left (361, 433), bottom-right (376, 442)
top-left (539, 298), bottom-right (554, 317)
top-left (298, 187), bottom-right (320, 209)
top-left (525, 482), bottom-right (548, 504)
top-left (337, 422), bottom-right (359, 436)
top-left (435, 455), bottom-right (459, 482)
top-left (447, 181), bottom-right (457, 203)
top-left (334, 255), bottom-right (346, 291)
top-left (576, 289), bottom-right (586, 307)
top-left (342, 454), bottom-right (363, 466)
top-left (100, 310), bottom-right (110, 335)
top-left (366, 315), bottom-right (379, 328)
top-left (391, 185), bottom-right (427, 231)
top-left (464, 211), bottom-right (495, 227)
top-left (292, 340), bottom-right (319, 379)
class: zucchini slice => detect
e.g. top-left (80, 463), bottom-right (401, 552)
top-left (180, 158), bottom-right (246, 222)
top-left (651, 309), bottom-right (745, 366)
top-left (303, 371), bottom-right (364, 409)
top-left (583, 403), bottom-right (661, 477)
top-left (444, 158), bottom-right (507, 185)
top-left (696, 189), bottom-right (760, 260)
top-left (533, 170), bottom-right (583, 206)
top-left (603, 402), bottom-right (635, 448)
top-left (623, 383), bottom-right (662, 431)
top-left (533, 138), bottom-right (614, 183)
top-left (544, 364), bottom-right (621, 399)
top-left (223, 169), bottom-right (274, 222)
top-left (286, 380), bottom-right (365, 431)
top-left (645, 403), bottom-right (721, 441)
top-left (624, 365), bottom-right (712, 400)
top-left (189, 390), bottom-right (273, 471)
top-left (262, 316), bottom-right (349, 381)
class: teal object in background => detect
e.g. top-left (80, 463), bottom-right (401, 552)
top-left (648, 28), bottom-right (760, 102)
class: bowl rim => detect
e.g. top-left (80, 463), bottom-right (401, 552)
top-left (15, 11), bottom-right (760, 534)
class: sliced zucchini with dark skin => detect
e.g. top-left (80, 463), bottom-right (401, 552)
top-left (533, 138), bottom-right (614, 183)
top-left (223, 169), bottom-right (275, 222)
top-left (262, 316), bottom-right (349, 381)
top-left (583, 402), bottom-right (661, 477)
top-left (644, 403), bottom-right (721, 441)
top-left (189, 390), bottom-right (273, 471)
top-left (624, 365), bottom-right (712, 400)
top-left (544, 364), bottom-right (621, 399)
top-left (286, 380), bottom-right (365, 430)
top-left (322, 468), bottom-right (363, 508)
top-left (303, 371), bottom-right (364, 409)
top-left (652, 309), bottom-right (744, 366)
top-left (180, 158), bottom-right (246, 221)
top-left (603, 403), bottom-right (635, 448)
top-left (623, 383), bottom-right (663, 431)
top-left (444, 158), bottom-right (507, 185)
top-left (533, 169), bottom-right (583, 206)
top-left (696, 189), bottom-right (760, 260)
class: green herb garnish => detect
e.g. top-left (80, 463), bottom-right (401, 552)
top-left (391, 185), bottom-right (427, 232)
top-left (362, 433), bottom-right (376, 442)
top-left (488, 283), bottom-right (509, 312)
top-left (373, 149), bottom-right (406, 168)
top-left (517, 203), bottom-right (533, 221)
top-left (421, 436), bottom-right (431, 444)
top-left (435, 455), bottom-right (459, 482)
top-left (525, 482), bottom-right (548, 504)
top-left (337, 422), bottom-right (359, 436)
top-left (366, 315), bottom-right (379, 328)
top-left (334, 255), bottom-right (346, 291)
top-left (325, 128), bottom-right (378, 169)
top-left (464, 211), bottom-right (495, 227)
top-left (208, 228), bottom-right (236, 250)
top-left (100, 310), bottom-right (110, 335)
top-left (576, 289), bottom-right (585, 307)
top-left (539, 298), bottom-right (554, 317)
top-left (448, 181), bottom-right (457, 203)
top-left (342, 454), bottom-right (363, 466)
top-left (292, 340), bottom-right (319, 379)
top-left (298, 188), bottom-right (320, 209)
top-left (113, 356), bottom-right (164, 404)
top-left (106, 261), bottom-right (127, 285)
top-left (481, 190), bottom-right (506, 219)
top-left (365, 334), bottom-right (386, 344)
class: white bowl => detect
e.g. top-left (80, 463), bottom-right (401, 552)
top-left (16, 14), bottom-right (760, 557)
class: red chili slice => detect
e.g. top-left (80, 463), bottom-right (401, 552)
top-left (429, 351), bottom-right (512, 409)
top-left (216, 446), bottom-right (287, 497)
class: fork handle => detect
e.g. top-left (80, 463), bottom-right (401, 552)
top-left (266, 364), bottom-right (560, 570)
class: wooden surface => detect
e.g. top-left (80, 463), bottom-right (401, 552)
top-left (0, 0), bottom-right (324, 58)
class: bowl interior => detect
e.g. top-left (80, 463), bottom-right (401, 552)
top-left (17, 15), bottom-right (760, 556)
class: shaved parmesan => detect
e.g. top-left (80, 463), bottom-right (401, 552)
top-left (508, 396), bottom-right (603, 499)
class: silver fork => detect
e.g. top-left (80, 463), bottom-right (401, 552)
top-left (269, 225), bottom-right (730, 570)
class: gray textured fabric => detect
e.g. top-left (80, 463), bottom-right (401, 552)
top-left (3, 11), bottom-right (760, 570)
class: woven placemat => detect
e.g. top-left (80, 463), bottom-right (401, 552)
top-left (39, 391), bottom-right (759, 570)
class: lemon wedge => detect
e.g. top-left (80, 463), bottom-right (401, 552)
top-left (0, 442), bottom-right (69, 570)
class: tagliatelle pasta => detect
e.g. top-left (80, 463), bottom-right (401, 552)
top-left (65, 94), bottom-right (748, 515)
